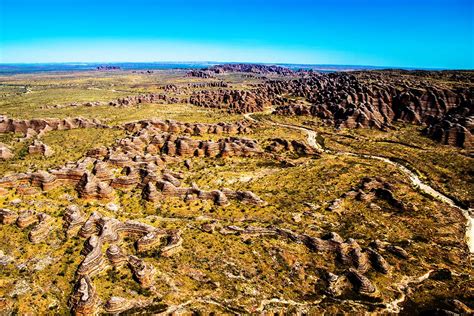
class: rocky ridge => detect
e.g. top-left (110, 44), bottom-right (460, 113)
top-left (0, 116), bottom-right (107, 136)
top-left (209, 223), bottom-right (408, 298)
top-left (268, 72), bottom-right (473, 148)
top-left (189, 88), bottom-right (274, 114)
top-left (64, 209), bottom-right (177, 314)
top-left (0, 119), bottom-right (271, 206)
top-left (423, 102), bottom-right (473, 149)
top-left (206, 63), bottom-right (295, 76)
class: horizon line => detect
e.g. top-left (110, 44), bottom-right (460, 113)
top-left (0, 60), bottom-right (470, 71)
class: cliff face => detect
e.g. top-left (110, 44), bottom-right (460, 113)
top-left (269, 72), bottom-right (473, 149)
top-left (423, 102), bottom-right (473, 149)
top-left (189, 89), bottom-right (274, 114)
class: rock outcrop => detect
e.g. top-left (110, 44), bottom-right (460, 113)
top-left (122, 119), bottom-right (253, 136)
top-left (104, 297), bottom-right (135, 314)
top-left (77, 235), bottom-right (107, 277)
top-left (0, 143), bottom-right (13, 160)
top-left (128, 255), bottom-right (156, 288)
top-left (76, 172), bottom-right (114, 200)
top-left (69, 276), bottom-right (101, 316)
top-left (31, 170), bottom-right (60, 190)
top-left (188, 81), bottom-right (229, 88)
top-left (63, 209), bottom-right (183, 313)
top-left (206, 63), bottom-right (294, 76)
top-left (0, 116), bottom-right (270, 209)
top-left (104, 296), bottom-right (153, 314)
top-left (347, 268), bottom-right (377, 294)
top-left (268, 71), bottom-right (473, 148)
top-left (144, 179), bottom-right (265, 206)
top-left (63, 205), bottom-right (87, 237)
top-left (217, 224), bottom-right (407, 297)
top-left (266, 138), bottom-right (318, 155)
top-left (0, 209), bottom-right (18, 224)
top-left (16, 210), bottom-right (38, 228)
top-left (28, 213), bottom-right (53, 243)
top-left (327, 177), bottom-right (406, 213)
top-left (109, 93), bottom-right (181, 107)
top-left (186, 70), bottom-right (214, 78)
top-left (189, 89), bottom-right (272, 114)
top-left (160, 230), bottom-right (183, 257)
top-left (0, 116), bottom-right (106, 135)
top-left (0, 151), bottom-right (265, 207)
top-left (424, 102), bottom-right (473, 149)
top-left (106, 245), bottom-right (128, 267)
top-left (1, 210), bottom-right (55, 244)
top-left (28, 140), bottom-right (54, 157)
top-left (156, 134), bottom-right (262, 158)
top-left (75, 212), bottom-right (177, 272)
top-left (136, 231), bottom-right (167, 252)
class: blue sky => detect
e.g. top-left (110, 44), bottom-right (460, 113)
top-left (0, 0), bottom-right (472, 68)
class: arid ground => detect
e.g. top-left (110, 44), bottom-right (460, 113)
top-left (0, 65), bottom-right (472, 315)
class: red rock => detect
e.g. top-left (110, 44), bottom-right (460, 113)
top-left (76, 172), bottom-right (114, 200)
top-left (0, 209), bottom-right (18, 224)
top-left (69, 276), bottom-right (101, 316)
top-left (29, 213), bottom-right (53, 243)
top-left (0, 143), bottom-right (13, 160)
top-left (28, 140), bottom-right (54, 157)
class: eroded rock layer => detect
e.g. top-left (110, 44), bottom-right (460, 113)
top-left (268, 71), bottom-right (473, 148)
top-left (0, 116), bottom-right (106, 135)
top-left (0, 119), bottom-right (271, 206)
top-left (189, 89), bottom-right (273, 114)
top-left (0, 66), bottom-right (471, 315)
top-left (423, 102), bottom-right (473, 149)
